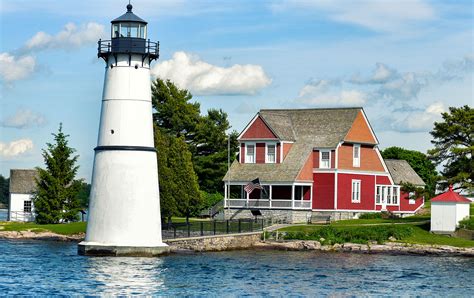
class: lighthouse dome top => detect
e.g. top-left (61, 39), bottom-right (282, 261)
top-left (112, 4), bottom-right (147, 24)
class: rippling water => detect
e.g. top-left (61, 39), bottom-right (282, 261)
top-left (0, 239), bottom-right (472, 296)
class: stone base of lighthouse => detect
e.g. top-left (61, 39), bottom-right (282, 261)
top-left (78, 242), bottom-right (169, 257)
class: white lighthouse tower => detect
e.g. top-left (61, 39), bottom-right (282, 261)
top-left (78, 4), bottom-right (168, 256)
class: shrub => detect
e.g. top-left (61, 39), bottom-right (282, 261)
top-left (459, 217), bottom-right (474, 230)
top-left (283, 225), bottom-right (413, 244)
top-left (359, 213), bottom-right (382, 219)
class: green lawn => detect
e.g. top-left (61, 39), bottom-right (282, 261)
top-left (331, 215), bottom-right (430, 226)
top-left (0, 222), bottom-right (87, 235)
top-left (278, 222), bottom-right (474, 248)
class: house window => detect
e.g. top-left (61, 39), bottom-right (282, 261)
top-left (319, 150), bottom-right (330, 169)
top-left (376, 185), bottom-right (381, 204)
top-left (351, 180), bottom-right (361, 203)
top-left (353, 144), bottom-right (360, 167)
top-left (387, 187), bottom-right (392, 204)
top-left (23, 200), bottom-right (32, 213)
top-left (266, 144), bottom-right (276, 163)
top-left (245, 144), bottom-right (255, 163)
top-left (392, 186), bottom-right (399, 205)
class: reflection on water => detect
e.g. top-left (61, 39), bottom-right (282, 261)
top-left (0, 239), bottom-right (472, 296)
top-left (85, 257), bottom-right (166, 295)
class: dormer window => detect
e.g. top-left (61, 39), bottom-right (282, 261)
top-left (266, 143), bottom-right (276, 163)
top-left (319, 150), bottom-right (330, 169)
top-left (353, 144), bottom-right (360, 167)
top-left (245, 144), bottom-right (255, 163)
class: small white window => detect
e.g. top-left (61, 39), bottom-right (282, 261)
top-left (319, 150), bottom-right (330, 169)
top-left (23, 200), bottom-right (32, 213)
top-left (353, 144), bottom-right (360, 167)
top-left (393, 186), bottom-right (399, 205)
top-left (387, 187), bottom-right (392, 204)
top-left (245, 144), bottom-right (255, 163)
top-left (266, 144), bottom-right (276, 163)
top-left (352, 180), bottom-right (361, 203)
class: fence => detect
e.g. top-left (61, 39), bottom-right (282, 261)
top-left (162, 217), bottom-right (286, 240)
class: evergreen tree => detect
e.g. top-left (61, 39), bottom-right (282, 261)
top-left (0, 175), bottom-right (9, 207)
top-left (428, 105), bottom-right (473, 192)
top-left (381, 146), bottom-right (438, 198)
top-left (154, 125), bottom-right (178, 223)
top-left (33, 124), bottom-right (82, 224)
top-left (168, 136), bottom-right (202, 222)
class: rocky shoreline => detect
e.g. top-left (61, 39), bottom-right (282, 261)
top-left (0, 231), bottom-right (472, 257)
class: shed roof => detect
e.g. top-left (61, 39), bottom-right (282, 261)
top-left (384, 159), bottom-right (425, 186)
top-left (431, 185), bottom-right (471, 203)
top-left (9, 169), bottom-right (38, 194)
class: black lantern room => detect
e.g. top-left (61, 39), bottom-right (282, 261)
top-left (98, 4), bottom-right (159, 63)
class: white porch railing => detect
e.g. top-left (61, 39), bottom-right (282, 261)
top-left (225, 199), bottom-right (311, 210)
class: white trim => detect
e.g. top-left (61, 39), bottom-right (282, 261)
top-left (360, 108), bottom-right (379, 144)
top-left (226, 181), bottom-right (305, 185)
top-left (313, 169), bottom-right (390, 176)
top-left (245, 142), bottom-right (256, 163)
top-left (353, 144), bottom-right (360, 167)
top-left (375, 146), bottom-right (394, 184)
top-left (351, 179), bottom-right (361, 203)
top-left (291, 184), bottom-right (295, 208)
top-left (265, 142), bottom-right (277, 163)
top-left (279, 142), bottom-right (283, 163)
top-left (240, 138), bottom-right (279, 141)
top-left (293, 182), bottom-right (313, 186)
top-left (319, 149), bottom-right (331, 169)
top-left (335, 142), bottom-right (342, 169)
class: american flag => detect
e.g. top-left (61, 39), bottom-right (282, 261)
top-left (244, 178), bottom-right (264, 194)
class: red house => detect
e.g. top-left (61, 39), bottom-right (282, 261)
top-left (222, 108), bottom-right (425, 223)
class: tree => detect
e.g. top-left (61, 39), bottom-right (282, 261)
top-left (154, 125), bottom-right (178, 223)
top-left (428, 105), bottom-right (473, 193)
top-left (168, 136), bottom-right (203, 223)
top-left (381, 146), bottom-right (438, 198)
top-left (152, 78), bottom-right (240, 196)
top-left (0, 175), bottom-right (9, 207)
top-left (75, 182), bottom-right (91, 208)
top-left (33, 124), bottom-right (82, 224)
top-left (400, 182), bottom-right (429, 201)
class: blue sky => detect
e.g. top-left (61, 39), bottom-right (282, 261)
top-left (1, 0), bottom-right (473, 181)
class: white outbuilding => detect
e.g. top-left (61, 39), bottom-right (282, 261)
top-left (431, 185), bottom-right (471, 234)
top-left (8, 169), bottom-right (38, 222)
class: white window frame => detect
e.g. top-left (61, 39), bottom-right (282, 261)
top-left (353, 144), bottom-right (361, 167)
top-left (375, 185), bottom-right (400, 206)
top-left (23, 200), bottom-right (32, 213)
top-left (351, 180), bottom-right (361, 203)
top-left (376, 185), bottom-right (381, 204)
top-left (245, 143), bottom-right (256, 163)
top-left (319, 150), bottom-right (331, 169)
top-left (265, 143), bottom-right (277, 164)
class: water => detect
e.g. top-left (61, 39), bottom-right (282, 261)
top-left (0, 240), bottom-right (472, 296)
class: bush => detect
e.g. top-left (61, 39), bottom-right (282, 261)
top-left (283, 225), bottom-right (413, 245)
top-left (359, 213), bottom-right (382, 219)
top-left (459, 217), bottom-right (474, 230)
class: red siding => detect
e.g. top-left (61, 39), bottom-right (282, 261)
top-left (399, 191), bottom-right (424, 212)
top-left (296, 154), bottom-right (313, 181)
top-left (240, 143), bottom-right (245, 163)
top-left (241, 116), bottom-right (277, 139)
top-left (337, 173), bottom-right (376, 210)
top-left (313, 173), bottom-right (335, 209)
top-left (331, 150), bottom-right (336, 168)
top-left (313, 151), bottom-right (319, 168)
top-left (277, 143), bottom-right (281, 163)
top-left (256, 143), bottom-right (265, 163)
top-left (376, 175), bottom-right (391, 185)
top-left (303, 186), bottom-right (311, 200)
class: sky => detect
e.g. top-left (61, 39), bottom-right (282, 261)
top-left (1, 0), bottom-right (473, 181)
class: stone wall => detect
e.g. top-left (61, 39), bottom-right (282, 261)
top-left (220, 209), bottom-right (311, 224)
top-left (165, 232), bottom-right (262, 252)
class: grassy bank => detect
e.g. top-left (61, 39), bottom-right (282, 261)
top-left (0, 222), bottom-right (87, 235)
top-left (278, 222), bottom-right (474, 248)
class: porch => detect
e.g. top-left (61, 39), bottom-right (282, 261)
top-left (224, 183), bottom-right (312, 210)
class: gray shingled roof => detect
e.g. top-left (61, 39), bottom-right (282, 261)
top-left (384, 159), bottom-right (425, 186)
top-left (9, 169), bottom-right (38, 194)
top-left (225, 108), bottom-right (363, 183)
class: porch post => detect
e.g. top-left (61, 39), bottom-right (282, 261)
top-left (246, 187), bottom-right (250, 207)
top-left (224, 183), bottom-right (228, 207)
top-left (291, 184), bottom-right (295, 208)
top-left (310, 185), bottom-right (313, 209)
top-left (269, 185), bottom-right (273, 208)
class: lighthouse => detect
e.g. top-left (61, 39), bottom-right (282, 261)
top-left (78, 4), bottom-right (169, 256)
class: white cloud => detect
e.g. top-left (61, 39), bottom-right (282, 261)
top-left (271, 0), bottom-right (435, 32)
top-left (298, 88), bottom-right (367, 107)
top-left (0, 53), bottom-right (36, 82)
top-left (1, 109), bottom-right (47, 128)
top-left (151, 51), bottom-right (272, 96)
top-left (389, 102), bottom-right (445, 132)
top-left (0, 139), bottom-right (34, 158)
top-left (24, 22), bottom-right (105, 51)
